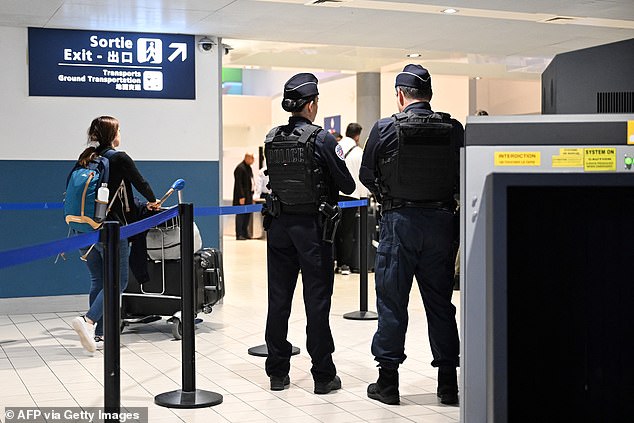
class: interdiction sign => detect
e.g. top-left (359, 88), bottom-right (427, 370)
top-left (494, 151), bottom-right (541, 166)
top-left (28, 28), bottom-right (195, 99)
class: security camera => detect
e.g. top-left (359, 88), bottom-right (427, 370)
top-left (222, 44), bottom-right (234, 55)
top-left (198, 37), bottom-right (215, 52)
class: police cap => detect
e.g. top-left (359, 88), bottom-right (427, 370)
top-left (282, 73), bottom-right (319, 112)
top-left (395, 64), bottom-right (431, 90)
top-left (284, 73), bottom-right (319, 100)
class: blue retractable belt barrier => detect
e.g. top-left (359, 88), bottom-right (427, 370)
top-left (0, 199), bottom-right (369, 270)
top-left (0, 202), bottom-right (63, 210)
top-left (0, 207), bottom-right (178, 270)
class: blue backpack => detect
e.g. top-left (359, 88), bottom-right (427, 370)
top-left (64, 149), bottom-right (116, 233)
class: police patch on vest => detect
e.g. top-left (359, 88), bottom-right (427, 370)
top-left (267, 146), bottom-right (305, 164)
top-left (335, 144), bottom-right (345, 160)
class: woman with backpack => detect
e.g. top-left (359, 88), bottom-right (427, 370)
top-left (71, 115), bottom-right (160, 353)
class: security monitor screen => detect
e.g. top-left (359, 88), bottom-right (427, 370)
top-left (506, 185), bottom-right (634, 422)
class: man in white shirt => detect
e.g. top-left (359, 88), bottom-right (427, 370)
top-left (254, 162), bottom-right (271, 202)
top-left (335, 123), bottom-right (368, 275)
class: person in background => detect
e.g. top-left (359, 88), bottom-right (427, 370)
top-left (332, 131), bottom-right (343, 142)
top-left (71, 116), bottom-right (160, 353)
top-left (254, 160), bottom-right (271, 203)
top-left (360, 64), bottom-right (463, 406)
top-left (334, 122), bottom-right (368, 275)
top-left (233, 152), bottom-right (255, 240)
top-left (262, 72), bottom-right (355, 394)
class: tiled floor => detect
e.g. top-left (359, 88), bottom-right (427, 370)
top-left (0, 237), bottom-right (461, 422)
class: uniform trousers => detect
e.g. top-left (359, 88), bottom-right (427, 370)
top-left (371, 207), bottom-right (460, 369)
top-left (265, 213), bottom-right (337, 382)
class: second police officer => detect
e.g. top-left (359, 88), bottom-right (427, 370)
top-left (360, 64), bottom-right (463, 405)
top-left (262, 73), bottom-right (355, 394)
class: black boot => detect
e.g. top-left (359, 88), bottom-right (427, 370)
top-left (437, 366), bottom-right (459, 405)
top-left (367, 367), bottom-right (400, 405)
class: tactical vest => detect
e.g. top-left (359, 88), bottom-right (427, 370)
top-left (378, 111), bottom-right (456, 204)
top-left (264, 124), bottom-right (326, 212)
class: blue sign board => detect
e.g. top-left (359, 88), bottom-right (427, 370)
top-left (28, 28), bottom-right (195, 99)
top-left (324, 115), bottom-right (341, 135)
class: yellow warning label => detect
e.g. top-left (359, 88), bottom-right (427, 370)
top-left (494, 152), bottom-right (541, 166)
top-left (583, 147), bottom-right (616, 171)
top-left (552, 148), bottom-right (584, 168)
top-left (628, 121), bottom-right (634, 145)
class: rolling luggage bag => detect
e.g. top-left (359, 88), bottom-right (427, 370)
top-left (195, 248), bottom-right (225, 310)
top-left (122, 213), bottom-right (225, 339)
top-left (123, 248), bottom-right (225, 339)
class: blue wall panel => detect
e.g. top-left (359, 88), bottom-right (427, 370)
top-left (0, 160), bottom-right (219, 298)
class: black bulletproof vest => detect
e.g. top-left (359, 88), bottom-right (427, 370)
top-left (378, 111), bottom-right (455, 203)
top-left (264, 124), bottom-right (325, 209)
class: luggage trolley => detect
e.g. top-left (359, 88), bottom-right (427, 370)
top-left (122, 208), bottom-right (225, 340)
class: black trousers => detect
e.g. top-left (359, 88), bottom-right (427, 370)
top-left (371, 207), bottom-right (459, 369)
top-left (335, 195), bottom-right (357, 269)
top-left (235, 213), bottom-right (251, 238)
top-left (265, 213), bottom-right (337, 382)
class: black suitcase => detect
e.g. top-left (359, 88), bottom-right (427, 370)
top-left (195, 248), bottom-right (225, 309)
top-left (123, 247), bottom-right (225, 339)
top-left (351, 205), bottom-right (379, 273)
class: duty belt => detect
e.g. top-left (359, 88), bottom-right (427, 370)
top-left (382, 198), bottom-right (454, 212)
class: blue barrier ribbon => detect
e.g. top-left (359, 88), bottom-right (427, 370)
top-left (120, 206), bottom-right (179, 240)
top-left (338, 199), bottom-right (368, 208)
top-left (195, 204), bottom-right (262, 216)
top-left (0, 199), bottom-right (368, 213)
top-left (0, 207), bottom-right (178, 270)
top-left (0, 199), bottom-right (370, 270)
top-left (0, 202), bottom-right (64, 210)
top-left (0, 231), bottom-right (98, 269)
top-left (194, 199), bottom-right (368, 216)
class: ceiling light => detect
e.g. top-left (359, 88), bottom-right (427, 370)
top-left (441, 8), bottom-right (458, 14)
top-left (407, 53), bottom-right (421, 58)
top-left (474, 76), bottom-right (482, 80)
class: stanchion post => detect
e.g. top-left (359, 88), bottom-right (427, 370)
top-left (344, 198), bottom-right (377, 320)
top-left (180, 202), bottom-right (196, 392)
top-left (359, 199), bottom-right (369, 311)
top-left (155, 203), bottom-right (223, 408)
top-left (102, 221), bottom-right (121, 422)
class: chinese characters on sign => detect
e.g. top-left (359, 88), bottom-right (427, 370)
top-left (28, 28), bottom-right (195, 99)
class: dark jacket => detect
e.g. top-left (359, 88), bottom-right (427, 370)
top-left (233, 160), bottom-right (254, 206)
top-left (96, 146), bottom-right (156, 225)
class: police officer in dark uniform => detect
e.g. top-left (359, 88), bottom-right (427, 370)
top-left (360, 64), bottom-right (463, 405)
top-left (263, 73), bottom-right (355, 394)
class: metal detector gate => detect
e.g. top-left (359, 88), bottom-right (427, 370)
top-left (461, 114), bottom-right (634, 422)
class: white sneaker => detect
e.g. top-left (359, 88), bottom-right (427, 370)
top-left (94, 336), bottom-right (104, 350)
top-left (340, 265), bottom-right (351, 275)
top-left (71, 316), bottom-right (96, 353)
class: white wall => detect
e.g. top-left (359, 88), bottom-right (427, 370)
top-left (222, 95), bottom-right (271, 202)
top-left (0, 26), bottom-right (222, 162)
top-left (475, 78), bottom-right (541, 115)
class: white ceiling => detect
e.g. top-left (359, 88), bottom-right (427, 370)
top-left (1, 0), bottom-right (633, 79)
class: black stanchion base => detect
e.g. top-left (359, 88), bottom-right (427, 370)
top-left (343, 310), bottom-right (378, 320)
top-left (155, 389), bottom-right (223, 409)
top-left (247, 344), bottom-right (300, 357)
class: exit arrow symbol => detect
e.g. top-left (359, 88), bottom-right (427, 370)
top-left (168, 43), bottom-right (187, 62)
